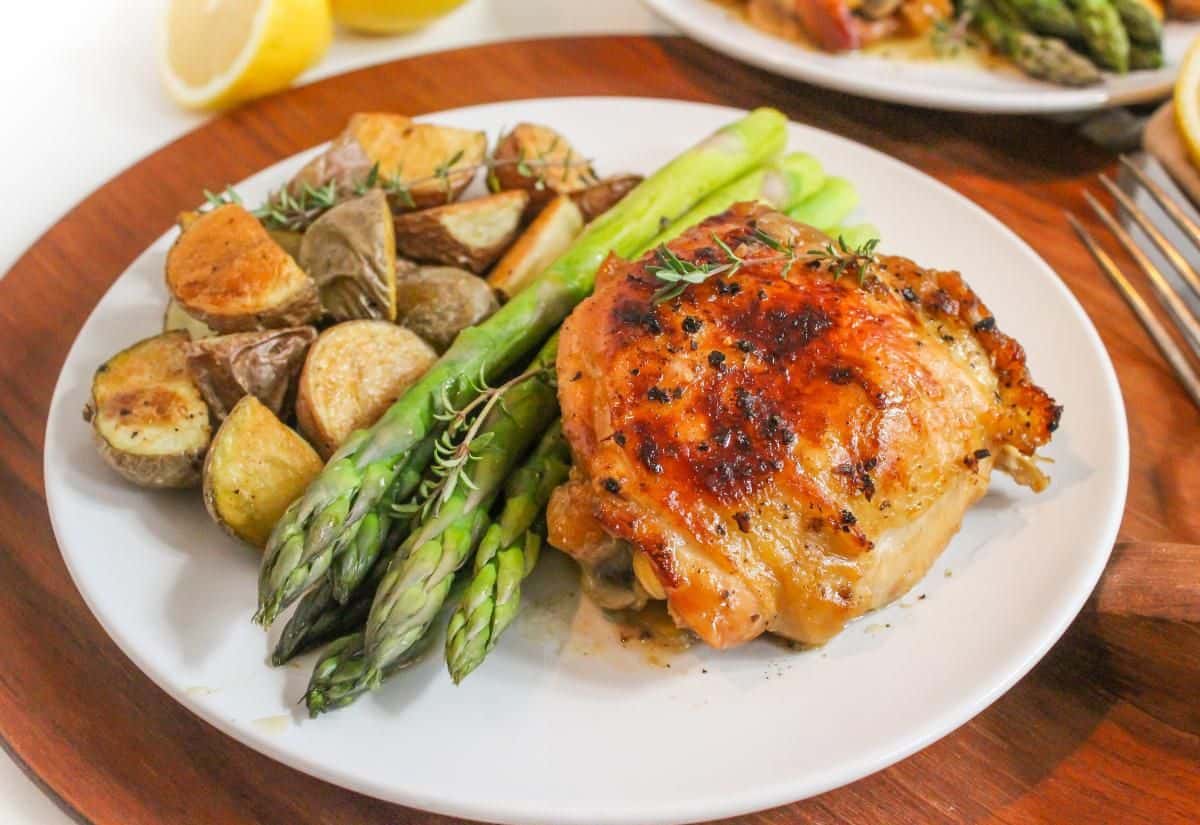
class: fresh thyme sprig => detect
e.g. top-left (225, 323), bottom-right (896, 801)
top-left (808, 235), bottom-right (880, 284)
top-left (647, 227), bottom-right (801, 303)
top-left (396, 364), bottom-right (551, 520)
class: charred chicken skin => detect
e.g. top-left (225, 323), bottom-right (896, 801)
top-left (549, 203), bottom-right (1060, 648)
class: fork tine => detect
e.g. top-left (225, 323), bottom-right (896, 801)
top-left (1066, 212), bottom-right (1200, 409)
top-left (1098, 174), bottom-right (1200, 302)
top-left (1118, 155), bottom-right (1200, 254)
top-left (1083, 190), bottom-right (1200, 358)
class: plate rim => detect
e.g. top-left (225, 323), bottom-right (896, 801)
top-left (44, 95), bottom-right (1130, 825)
top-left (642, 0), bottom-right (1183, 114)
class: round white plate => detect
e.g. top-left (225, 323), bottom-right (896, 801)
top-left (645, 0), bottom-right (1200, 113)
top-left (45, 97), bottom-right (1127, 825)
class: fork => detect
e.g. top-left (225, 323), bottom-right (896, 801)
top-left (1067, 155), bottom-right (1200, 408)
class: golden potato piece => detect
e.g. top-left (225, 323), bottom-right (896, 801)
top-left (185, 326), bottom-right (317, 420)
top-left (166, 204), bottom-right (321, 333)
top-left (296, 321), bottom-right (437, 457)
top-left (392, 190), bottom-right (529, 274)
top-left (203, 396), bottom-right (323, 548)
top-left (488, 195), bottom-right (583, 298)
top-left (395, 266), bottom-right (500, 353)
top-left (299, 189), bottom-right (398, 321)
top-left (163, 298), bottom-right (216, 340)
top-left (492, 123), bottom-right (597, 209)
top-left (289, 113), bottom-right (487, 211)
top-left (83, 331), bottom-right (211, 489)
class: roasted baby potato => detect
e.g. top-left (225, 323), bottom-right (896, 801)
top-left (488, 195), bottom-right (583, 298)
top-left (492, 123), bottom-right (597, 209)
top-left (203, 395), bottom-right (323, 548)
top-left (296, 321), bottom-right (437, 457)
top-left (571, 174), bottom-right (644, 221)
top-left (185, 326), bottom-right (317, 421)
top-left (288, 113), bottom-right (487, 211)
top-left (392, 190), bottom-right (529, 273)
top-left (83, 331), bottom-right (211, 489)
top-left (163, 298), bottom-right (216, 340)
top-left (395, 266), bottom-right (500, 352)
top-left (267, 228), bottom-right (304, 260)
top-left (299, 189), bottom-right (398, 321)
top-left (166, 204), bottom-right (322, 333)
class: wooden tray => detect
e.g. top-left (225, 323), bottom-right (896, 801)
top-left (1, 36), bottom-right (1196, 825)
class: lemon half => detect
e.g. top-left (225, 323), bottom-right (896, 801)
top-left (1173, 36), bottom-right (1200, 171)
top-left (160, 0), bottom-right (333, 110)
top-left (331, 0), bottom-right (469, 34)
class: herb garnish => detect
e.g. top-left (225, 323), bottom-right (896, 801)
top-left (808, 236), bottom-right (880, 284)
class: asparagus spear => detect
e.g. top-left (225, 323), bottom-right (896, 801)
top-left (641, 152), bottom-right (824, 250)
top-left (825, 223), bottom-right (881, 250)
top-left (445, 421), bottom-right (571, 683)
top-left (254, 109), bottom-right (788, 627)
top-left (787, 177), bottom-right (860, 231)
top-left (357, 335), bottom-right (562, 697)
top-left (1070, 0), bottom-right (1131, 72)
top-left (1110, 0), bottom-right (1161, 46)
top-left (1129, 42), bottom-right (1164, 69)
top-left (304, 629), bottom-right (435, 716)
top-left (975, 1), bottom-right (1103, 85)
top-left (1002, 0), bottom-right (1081, 37)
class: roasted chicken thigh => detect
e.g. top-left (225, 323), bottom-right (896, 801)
top-left (549, 203), bottom-right (1060, 648)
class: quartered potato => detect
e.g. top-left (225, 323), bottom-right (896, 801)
top-left (288, 113), bottom-right (487, 211)
top-left (296, 321), bottom-right (437, 457)
top-left (395, 266), bottom-right (500, 353)
top-left (83, 331), bottom-right (211, 489)
top-left (392, 190), bottom-right (529, 274)
top-left (267, 228), bottom-right (304, 260)
top-left (203, 396), bottom-right (323, 548)
top-left (185, 326), bottom-right (317, 420)
top-left (299, 189), bottom-right (397, 322)
top-left (571, 174), bottom-right (644, 221)
top-left (166, 204), bottom-right (321, 333)
top-left (492, 123), bottom-right (597, 209)
top-left (163, 298), bottom-right (217, 340)
top-left (488, 195), bottom-right (583, 298)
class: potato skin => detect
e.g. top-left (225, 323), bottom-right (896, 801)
top-left (571, 174), bottom-right (644, 221)
top-left (392, 190), bottom-right (529, 274)
top-left (492, 123), bottom-right (598, 210)
top-left (299, 189), bottom-right (397, 322)
top-left (203, 396), bottom-right (323, 548)
top-left (296, 321), bottom-right (437, 457)
top-left (394, 266), bottom-right (500, 353)
top-left (166, 204), bottom-right (321, 333)
top-left (185, 326), bottom-right (317, 420)
top-left (84, 331), bottom-right (211, 489)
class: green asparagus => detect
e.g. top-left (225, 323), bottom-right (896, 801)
top-left (787, 176), bottom-right (860, 232)
top-left (975, 1), bottom-right (1103, 85)
top-left (445, 421), bottom-right (570, 683)
top-left (1110, 0), bottom-right (1161, 46)
top-left (304, 629), bottom-right (435, 716)
top-left (1071, 0), bottom-right (1131, 73)
top-left (1129, 42), bottom-right (1164, 69)
top-left (254, 109), bottom-right (788, 627)
top-left (1002, 0), bottom-right (1081, 38)
top-left (825, 223), bottom-right (881, 250)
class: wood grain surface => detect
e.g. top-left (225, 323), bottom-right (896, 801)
top-left (0, 35), bottom-right (1197, 825)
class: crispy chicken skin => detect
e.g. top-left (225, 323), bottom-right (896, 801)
top-left (549, 203), bottom-right (1060, 648)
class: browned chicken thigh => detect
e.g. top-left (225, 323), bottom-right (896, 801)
top-left (549, 203), bottom-right (1060, 648)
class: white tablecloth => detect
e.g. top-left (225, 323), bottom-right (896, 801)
top-left (0, 2), bottom-right (670, 821)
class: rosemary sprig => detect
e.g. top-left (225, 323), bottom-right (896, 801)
top-left (647, 239), bottom-right (741, 303)
top-left (808, 236), bottom-right (880, 284)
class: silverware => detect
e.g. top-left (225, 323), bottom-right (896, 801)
top-left (1068, 156), bottom-right (1200, 408)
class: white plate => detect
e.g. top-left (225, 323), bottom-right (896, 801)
top-left (646, 0), bottom-right (1200, 113)
top-left (45, 97), bottom-right (1127, 825)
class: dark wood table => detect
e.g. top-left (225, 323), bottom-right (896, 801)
top-left (0, 35), bottom-right (1196, 825)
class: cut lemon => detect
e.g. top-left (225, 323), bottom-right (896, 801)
top-left (160, 0), bottom-right (333, 110)
top-left (331, 0), bottom-right (469, 34)
top-left (1173, 36), bottom-right (1200, 171)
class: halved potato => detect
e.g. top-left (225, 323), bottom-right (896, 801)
top-left (492, 124), bottom-right (597, 209)
top-left (392, 190), bottom-right (529, 273)
top-left (296, 321), bottom-right (437, 457)
top-left (571, 174), bottom-right (644, 221)
top-left (203, 396), bottom-right (323, 548)
top-left (395, 266), bottom-right (500, 353)
top-left (185, 326), bottom-right (317, 420)
top-left (83, 331), bottom-right (211, 488)
top-left (163, 298), bottom-right (216, 340)
top-left (166, 204), bottom-right (321, 333)
top-left (288, 113), bottom-right (487, 211)
top-left (299, 189), bottom-right (397, 321)
top-left (488, 195), bottom-right (583, 298)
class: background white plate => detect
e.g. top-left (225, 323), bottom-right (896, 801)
top-left (645, 0), bottom-right (1200, 113)
top-left (45, 98), bottom-right (1127, 825)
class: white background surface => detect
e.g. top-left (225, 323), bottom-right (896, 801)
top-left (0, 3), bottom-right (668, 822)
